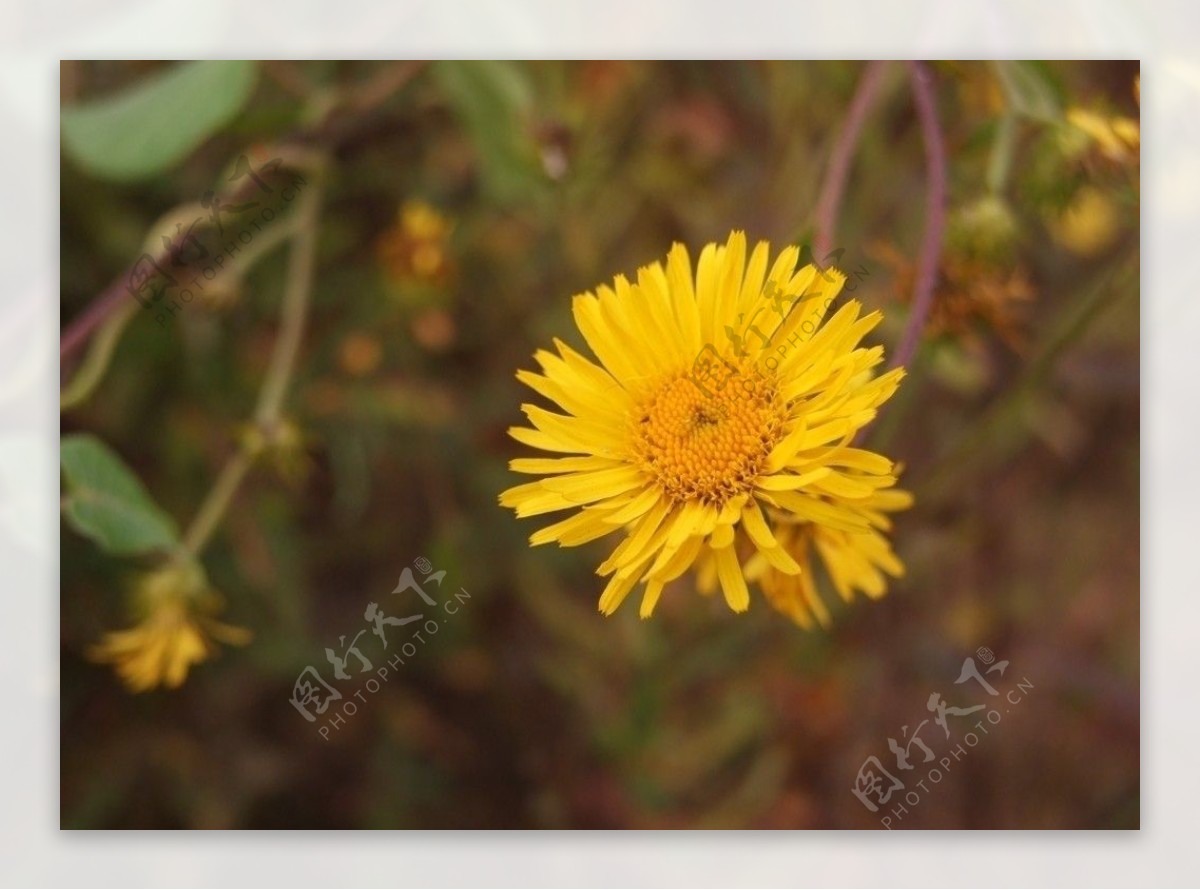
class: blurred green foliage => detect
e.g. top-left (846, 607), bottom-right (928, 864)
top-left (61, 60), bottom-right (259, 181)
top-left (60, 60), bottom-right (1138, 829)
top-left (61, 433), bottom-right (181, 555)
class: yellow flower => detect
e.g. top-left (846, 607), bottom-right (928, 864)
top-left (1046, 185), bottom-right (1122, 257)
top-left (89, 560), bottom-right (251, 692)
top-left (376, 199), bottom-right (454, 287)
top-left (1066, 107), bottom-right (1140, 164)
top-left (743, 489), bottom-right (912, 629)
top-left (500, 231), bottom-right (911, 625)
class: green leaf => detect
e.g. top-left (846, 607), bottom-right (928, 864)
top-left (432, 60), bottom-right (547, 203)
top-left (992, 61), bottom-right (1062, 123)
top-left (61, 434), bottom-right (180, 556)
top-left (61, 60), bottom-right (259, 182)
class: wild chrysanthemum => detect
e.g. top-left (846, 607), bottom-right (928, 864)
top-left (89, 561), bottom-right (250, 691)
top-left (743, 489), bottom-right (912, 629)
top-left (500, 231), bottom-right (911, 625)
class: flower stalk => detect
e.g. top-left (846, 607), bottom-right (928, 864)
top-left (180, 162), bottom-right (326, 560)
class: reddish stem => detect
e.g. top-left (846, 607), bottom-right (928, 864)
top-left (892, 61), bottom-right (947, 371)
top-left (60, 268), bottom-right (140, 365)
top-left (813, 61), bottom-right (890, 260)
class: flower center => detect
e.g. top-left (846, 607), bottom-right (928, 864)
top-left (631, 364), bottom-right (785, 506)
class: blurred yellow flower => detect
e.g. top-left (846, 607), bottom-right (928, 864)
top-left (89, 560), bottom-right (251, 692)
top-left (1046, 185), bottom-right (1122, 257)
top-left (1066, 107), bottom-right (1140, 164)
top-left (376, 199), bottom-right (454, 286)
top-left (500, 231), bottom-right (910, 625)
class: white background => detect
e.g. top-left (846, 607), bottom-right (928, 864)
top-left (3, 0), bottom-right (1188, 885)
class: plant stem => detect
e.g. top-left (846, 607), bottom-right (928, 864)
top-left (182, 449), bottom-right (255, 555)
top-left (256, 182), bottom-right (321, 427)
top-left (891, 61), bottom-right (948, 372)
top-left (180, 168), bottom-right (325, 558)
top-left (60, 300), bottom-right (136, 410)
top-left (60, 200), bottom-right (303, 412)
top-left (261, 61), bottom-right (314, 98)
top-left (987, 113), bottom-right (1018, 195)
top-left (813, 61), bottom-right (890, 259)
top-left (348, 60), bottom-right (425, 112)
top-left (60, 96), bottom-right (372, 368)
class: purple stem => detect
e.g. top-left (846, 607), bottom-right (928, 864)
top-left (891, 61), bottom-right (947, 371)
top-left (813, 60), bottom-right (890, 260)
top-left (60, 273), bottom-right (135, 365)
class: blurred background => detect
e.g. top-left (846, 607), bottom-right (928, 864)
top-left (59, 60), bottom-right (1139, 829)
